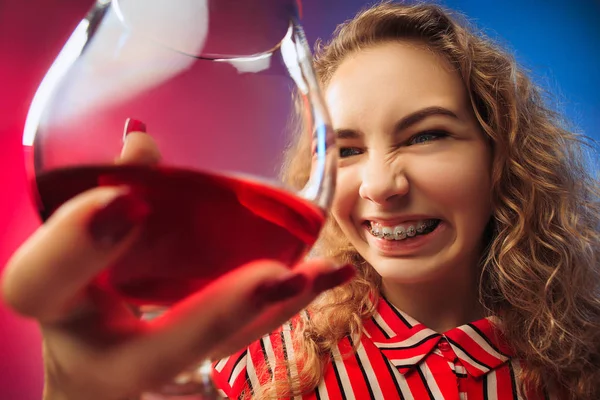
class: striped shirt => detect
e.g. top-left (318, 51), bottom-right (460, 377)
top-left (213, 296), bottom-right (545, 399)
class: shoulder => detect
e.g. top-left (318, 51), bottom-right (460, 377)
top-left (212, 316), bottom-right (305, 399)
top-left (212, 346), bottom-right (250, 399)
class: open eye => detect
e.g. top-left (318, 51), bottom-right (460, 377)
top-left (408, 130), bottom-right (448, 145)
top-left (339, 147), bottom-right (363, 158)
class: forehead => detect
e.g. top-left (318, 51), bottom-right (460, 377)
top-left (325, 41), bottom-right (470, 124)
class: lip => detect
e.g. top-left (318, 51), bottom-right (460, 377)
top-left (363, 220), bottom-right (446, 255)
top-left (363, 215), bottom-right (440, 227)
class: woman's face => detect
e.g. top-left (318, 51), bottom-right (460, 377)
top-left (326, 41), bottom-right (492, 285)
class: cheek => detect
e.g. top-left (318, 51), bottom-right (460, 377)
top-left (415, 148), bottom-right (492, 216)
top-left (331, 169), bottom-right (360, 225)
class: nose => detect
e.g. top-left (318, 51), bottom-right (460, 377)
top-left (358, 154), bottom-right (409, 205)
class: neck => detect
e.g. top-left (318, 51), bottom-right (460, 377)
top-left (380, 261), bottom-right (485, 333)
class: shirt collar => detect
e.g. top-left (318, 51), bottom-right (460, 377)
top-left (363, 296), bottom-right (513, 379)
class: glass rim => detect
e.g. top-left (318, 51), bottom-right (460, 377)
top-left (110, 0), bottom-right (301, 60)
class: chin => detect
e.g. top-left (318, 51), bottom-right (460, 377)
top-left (368, 256), bottom-right (451, 284)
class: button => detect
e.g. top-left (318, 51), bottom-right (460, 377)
top-left (439, 340), bottom-right (451, 352)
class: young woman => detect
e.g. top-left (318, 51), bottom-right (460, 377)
top-left (212, 3), bottom-right (600, 399)
top-left (2, 2), bottom-right (598, 400)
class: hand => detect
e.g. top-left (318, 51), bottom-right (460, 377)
top-left (1, 122), bottom-right (354, 400)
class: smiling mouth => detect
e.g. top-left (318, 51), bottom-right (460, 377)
top-left (366, 219), bottom-right (441, 241)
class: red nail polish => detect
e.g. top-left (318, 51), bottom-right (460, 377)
top-left (88, 192), bottom-right (150, 248)
top-left (253, 273), bottom-right (308, 306)
top-left (123, 118), bottom-right (147, 140)
top-left (295, 0), bottom-right (303, 18)
top-left (313, 264), bottom-right (356, 293)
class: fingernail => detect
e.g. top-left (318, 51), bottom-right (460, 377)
top-left (123, 118), bottom-right (147, 141)
top-left (295, 0), bottom-right (303, 19)
top-left (253, 273), bottom-right (309, 306)
top-left (313, 264), bottom-right (356, 293)
top-left (88, 192), bottom-right (150, 248)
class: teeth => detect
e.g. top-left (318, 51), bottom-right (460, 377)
top-left (369, 219), bottom-right (437, 241)
top-left (371, 224), bottom-right (383, 238)
top-left (382, 227), bottom-right (394, 240)
top-left (394, 226), bottom-right (406, 240)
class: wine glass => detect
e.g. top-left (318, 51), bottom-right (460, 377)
top-left (23, 0), bottom-right (336, 398)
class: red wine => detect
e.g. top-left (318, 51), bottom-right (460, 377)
top-left (35, 165), bottom-right (325, 306)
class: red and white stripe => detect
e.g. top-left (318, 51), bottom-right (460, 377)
top-left (212, 298), bottom-right (546, 400)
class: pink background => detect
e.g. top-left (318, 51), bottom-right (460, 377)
top-left (0, 2), bottom-right (94, 398)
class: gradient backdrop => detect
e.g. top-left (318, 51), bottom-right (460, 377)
top-left (0, 1), bottom-right (598, 398)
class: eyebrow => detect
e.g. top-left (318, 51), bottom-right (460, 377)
top-left (334, 106), bottom-right (459, 139)
top-left (396, 106), bottom-right (459, 131)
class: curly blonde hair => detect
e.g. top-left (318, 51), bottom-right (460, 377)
top-left (257, 2), bottom-right (600, 399)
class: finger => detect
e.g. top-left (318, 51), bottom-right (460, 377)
top-left (118, 119), bottom-right (162, 165)
top-left (209, 260), bottom-right (356, 359)
top-left (112, 260), bottom-right (309, 388)
top-left (1, 187), bottom-right (149, 323)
